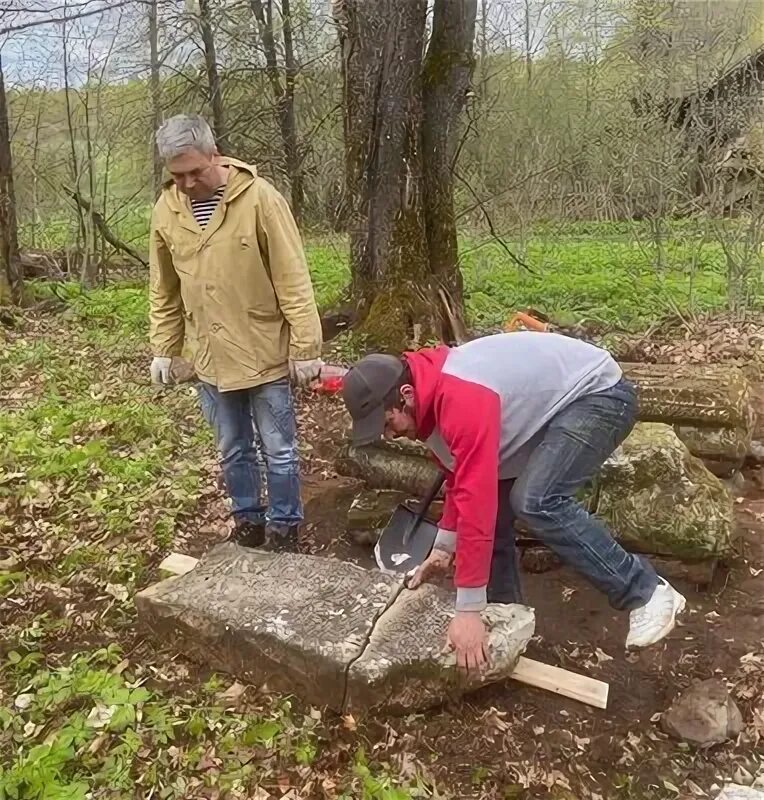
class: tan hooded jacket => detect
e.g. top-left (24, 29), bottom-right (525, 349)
top-left (149, 158), bottom-right (322, 391)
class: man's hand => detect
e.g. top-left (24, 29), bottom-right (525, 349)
top-left (447, 611), bottom-right (488, 673)
top-left (407, 548), bottom-right (453, 589)
top-left (150, 356), bottom-right (173, 385)
top-left (290, 358), bottom-right (323, 387)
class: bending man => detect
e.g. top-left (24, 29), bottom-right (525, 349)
top-left (340, 332), bottom-right (686, 670)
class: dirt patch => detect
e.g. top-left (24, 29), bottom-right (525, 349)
top-left (289, 462), bottom-right (764, 797)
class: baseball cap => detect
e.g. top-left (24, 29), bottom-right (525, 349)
top-left (341, 354), bottom-right (404, 446)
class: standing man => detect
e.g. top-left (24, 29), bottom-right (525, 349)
top-left (149, 114), bottom-right (322, 552)
top-left (340, 332), bottom-right (686, 670)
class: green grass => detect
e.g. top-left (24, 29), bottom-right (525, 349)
top-left (306, 222), bottom-right (756, 331)
top-left (22, 218), bottom-right (758, 333)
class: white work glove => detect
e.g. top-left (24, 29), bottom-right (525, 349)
top-left (289, 358), bottom-right (323, 387)
top-left (150, 356), bottom-right (172, 385)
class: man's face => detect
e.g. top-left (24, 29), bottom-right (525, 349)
top-left (383, 387), bottom-right (417, 440)
top-left (166, 148), bottom-right (222, 200)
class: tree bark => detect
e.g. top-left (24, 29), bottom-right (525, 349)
top-left (198, 0), bottom-right (228, 153)
top-left (336, 0), bottom-right (437, 351)
top-left (0, 54), bottom-right (21, 304)
top-left (249, 0), bottom-right (304, 220)
top-left (62, 21), bottom-right (89, 277)
top-left (335, 0), bottom-right (476, 350)
top-left (149, 0), bottom-right (163, 195)
top-left (422, 0), bottom-right (477, 333)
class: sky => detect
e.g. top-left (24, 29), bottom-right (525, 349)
top-left (2, 0), bottom-right (762, 90)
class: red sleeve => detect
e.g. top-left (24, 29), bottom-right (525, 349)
top-left (435, 374), bottom-right (501, 590)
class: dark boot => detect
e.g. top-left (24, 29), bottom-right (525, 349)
top-left (228, 520), bottom-right (266, 548)
top-left (263, 524), bottom-right (300, 554)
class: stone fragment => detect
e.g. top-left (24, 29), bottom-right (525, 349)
top-left (662, 678), bottom-right (743, 745)
top-left (336, 440), bottom-right (439, 497)
top-left (136, 543), bottom-right (401, 710)
top-left (345, 584), bottom-right (535, 713)
top-left (621, 362), bottom-right (753, 431)
top-left (597, 423), bottom-right (735, 559)
top-left (717, 786), bottom-right (764, 800)
top-left (136, 544), bottom-right (537, 713)
top-left (347, 490), bottom-right (406, 531)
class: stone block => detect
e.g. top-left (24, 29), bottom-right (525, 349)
top-left (136, 544), bottom-right (536, 713)
top-left (597, 423), bottom-right (735, 559)
top-left (346, 584), bottom-right (535, 713)
top-left (136, 543), bottom-right (401, 710)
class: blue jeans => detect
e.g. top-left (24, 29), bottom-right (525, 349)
top-left (196, 378), bottom-right (302, 530)
top-left (488, 378), bottom-right (659, 611)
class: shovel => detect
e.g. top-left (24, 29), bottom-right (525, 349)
top-left (374, 471), bottom-right (446, 575)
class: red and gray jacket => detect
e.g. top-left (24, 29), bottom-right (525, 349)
top-left (403, 332), bottom-right (622, 612)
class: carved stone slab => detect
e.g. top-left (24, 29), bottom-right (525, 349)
top-left (136, 544), bottom-right (536, 712)
top-left (346, 584), bottom-right (535, 712)
top-left (136, 543), bottom-right (401, 710)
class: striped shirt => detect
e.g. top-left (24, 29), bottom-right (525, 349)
top-left (190, 187), bottom-right (225, 228)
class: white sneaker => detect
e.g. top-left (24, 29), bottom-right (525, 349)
top-left (626, 579), bottom-right (686, 648)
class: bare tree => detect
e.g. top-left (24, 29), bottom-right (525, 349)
top-left (0, 53), bottom-right (21, 303)
top-left (250, 0), bottom-right (304, 220)
top-left (422, 0), bottom-right (478, 324)
top-left (149, 0), bottom-right (163, 195)
top-left (198, 0), bottom-right (228, 152)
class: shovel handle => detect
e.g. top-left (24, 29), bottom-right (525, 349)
top-left (402, 471), bottom-right (446, 546)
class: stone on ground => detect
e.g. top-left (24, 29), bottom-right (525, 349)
top-left (346, 585), bottom-right (535, 712)
top-left (717, 786), bottom-right (764, 800)
top-left (136, 543), bottom-right (536, 713)
top-left (621, 362), bottom-right (754, 474)
top-left (136, 543), bottom-right (400, 710)
top-left (662, 678), bottom-right (743, 745)
top-left (597, 423), bottom-right (735, 559)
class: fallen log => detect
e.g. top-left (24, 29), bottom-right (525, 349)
top-left (621, 362), bottom-right (753, 474)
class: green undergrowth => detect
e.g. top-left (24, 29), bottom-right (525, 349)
top-left (305, 222), bottom-right (750, 331)
top-left (0, 285), bottom-right (437, 798)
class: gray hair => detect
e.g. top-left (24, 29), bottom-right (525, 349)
top-left (155, 114), bottom-right (216, 160)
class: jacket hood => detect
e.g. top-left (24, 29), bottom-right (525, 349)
top-left (403, 345), bottom-right (450, 440)
top-left (161, 157), bottom-right (259, 212)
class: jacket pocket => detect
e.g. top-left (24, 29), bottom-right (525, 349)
top-left (247, 308), bottom-right (282, 323)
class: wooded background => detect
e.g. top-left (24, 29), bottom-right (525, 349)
top-left (2, 0), bottom-right (764, 345)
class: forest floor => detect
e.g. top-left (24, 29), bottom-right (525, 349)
top-left (1, 282), bottom-right (764, 799)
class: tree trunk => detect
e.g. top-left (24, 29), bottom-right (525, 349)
top-left (79, 88), bottom-right (99, 288)
top-left (62, 22), bottom-right (88, 277)
top-left (0, 54), bottom-right (21, 304)
top-left (335, 0), bottom-right (475, 351)
top-left (149, 0), bottom-right (163, 195)
top-left (198, 0), bottom-right (228, 152)
top-left (421, 0), bottom-right (477, 334)
top-left (249, 0), bottom-right (304, 220)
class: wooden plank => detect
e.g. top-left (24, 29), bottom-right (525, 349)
top-left (158, 552), bottom-right (198, 576)
top-left (509, 656), bottom-right (609, 709)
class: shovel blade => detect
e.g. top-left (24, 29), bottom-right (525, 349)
top-left (374, 504), bottom-right (438, 575)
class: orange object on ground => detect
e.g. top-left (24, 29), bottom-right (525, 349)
top-left (504, 309), bottom-right (549, 332)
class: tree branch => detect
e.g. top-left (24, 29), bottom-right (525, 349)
top-left (452, 167), bottom-right (536, 274)
top-left (63, 185), bottom-right (148, 268)
top-left (0, 0), bottom-right (139, 35)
